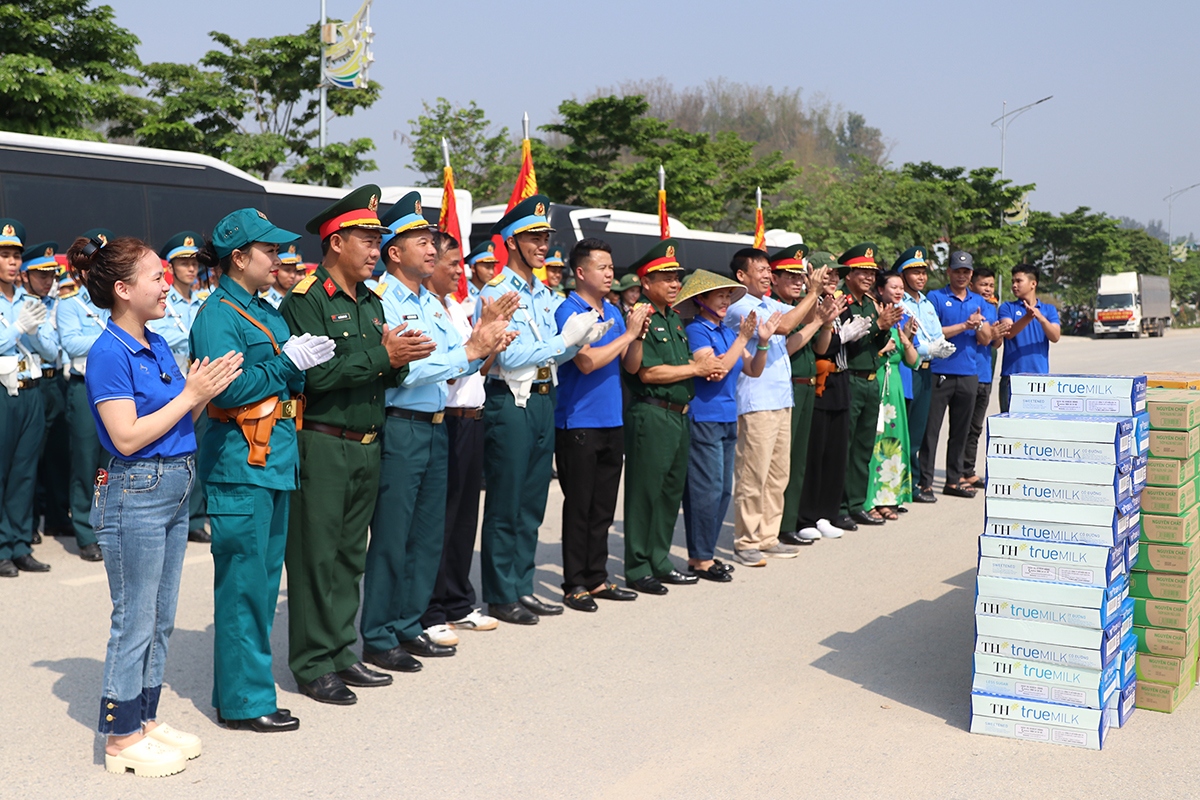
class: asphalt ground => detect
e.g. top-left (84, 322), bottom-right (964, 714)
top-left (4, 328), bottom-right (1200, 799)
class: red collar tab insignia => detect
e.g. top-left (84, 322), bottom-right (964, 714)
top-left (323, 278), bottom-right (337, 297)
top-left (414, 199), bottom-right (422, 215)
top-left (535, 202), bottom-right (546, 216)
top-left (368, 195), bottom-right (379, 212)
top-left (257, 210), bottom-right (268, 220)
top-left (183, 236), bottom-right (195, 247)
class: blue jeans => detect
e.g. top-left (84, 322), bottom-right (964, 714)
top-left (93, 456), bottom-right (194, 735)
top-left (682, 420), bottom-right (737, 561)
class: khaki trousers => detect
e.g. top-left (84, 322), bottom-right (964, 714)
top-left (733, 407), bottom-right (792, 552)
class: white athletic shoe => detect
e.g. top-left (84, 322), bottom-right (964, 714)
top-left (424, 624), bottom-right (460, 646)
top-left (797, 527), bottom-right (821, 541)
top-left (816, 519), bottom-right (844, 539)
top-left (450, 609), bottom-right (499, 632)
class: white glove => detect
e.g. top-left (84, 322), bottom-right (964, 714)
top-left (282, 333), bottom-right (337, 370)
top-left (839, 315), bottom-right (872, 343)
top-left (928, 337), bottom-right (957, 359)
top-left (583, 317), bottom-right (615, 345)
top-left (561, 310), bottom-right (600, 347)
top-left (15, 300), bottom-right (47, 335)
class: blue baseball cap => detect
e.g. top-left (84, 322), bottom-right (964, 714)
top-left (211, 208), bottom-right (300, 259)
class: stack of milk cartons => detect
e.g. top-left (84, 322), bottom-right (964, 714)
top-left (971, 378), bottom-right (1145, 749)
top-left (1132, 389), bottom-right (1200, 713)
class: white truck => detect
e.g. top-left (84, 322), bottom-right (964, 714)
top-left (1093, 271), bottom-right (1172, 338)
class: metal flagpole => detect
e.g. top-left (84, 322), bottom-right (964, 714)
top-left (319, 0), bottom-right (327, 154)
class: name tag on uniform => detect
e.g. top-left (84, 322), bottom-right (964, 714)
top-left (403, 314), bottom-right (419, 320)
top-left (331, 313), bottom-right (351, 321)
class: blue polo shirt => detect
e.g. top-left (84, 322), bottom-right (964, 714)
top-left (999, 299), bottom-right (1060, 376)
top-left (554, 293), bottom-right (626, 429)
top-left (928, 286), bottom-right (986, 376)
top-left (974, 301), bottom-right (999, 384)
top-left (86, 321), bottom-right (195, 459)
top-left (686, 316), bottom-right (742, 423)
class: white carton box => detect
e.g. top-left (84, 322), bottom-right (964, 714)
top-left (987, 436), bottom-right (1132, 464)
top-left (1009, 394), bottom-right (1143, 417)
top-left (976, 574), bottom-right (1129, 614)
top-left (1106, 676), bottom-right (1136, 728)
top-left (978, 537), bottom-right (1126, 587)
top-left (975, 613), bottom-right (1128, 654)
top-left (970, 693), bottom-right (1109, 750)
top-left (987, 413), bottom-right (1134, 448)
top-left (985, 495), bottom-right (1138, 534)
top-left (984, 517), bottom-right (1125, 548)
top-left (975, 634), bottom-right (1117, 670)
top-left (1009, 374), bottom-right (1147, 415)
top-left (986, 475), bottom-right (1132, 506)
top-left (969, 714), bottom-right (1105, 750)
top-left (986, 457), bottom-right (1133, 487)
top-left (972, 653), bottom-right (1120, 709)
top-left (974, 593), bottom-right (1131, 630)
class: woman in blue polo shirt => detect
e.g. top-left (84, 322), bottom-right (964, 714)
top-left (676, 270), bottom-right (776, 582)
top-left (68, 234), bottom-right (243, 778)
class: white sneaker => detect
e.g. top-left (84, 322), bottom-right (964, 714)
top-left (450, 609), bottom-right (499, 632)
top-left (797, 527), bottom-right (821, 541)
top-left (424, 624), bottom-right (460, 646)
top-left (816, 519), bottom-right (844, 539)
top-left (145, 723), bottom-right (201, 760)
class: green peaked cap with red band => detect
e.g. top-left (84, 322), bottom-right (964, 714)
top-left (836, 241), bottom-right (880, 277)
top-left (769, 243), bottom-right (810, 272)
top-left (629, 237), bottom-right (684, 278)
top-left (305, 184), bottom-right (392, 239)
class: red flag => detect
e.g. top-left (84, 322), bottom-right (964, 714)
top-left (439, 165), bottom-right (469, 302)
top-left (658, 188), bottom-right (670, 240)
top-left (753, 206), bottom-right (765, 250)
top-left (496, 137), bottom-right (541, 277)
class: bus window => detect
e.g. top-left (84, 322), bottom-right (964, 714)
top-left (3, 175), bottom-right (147, 241)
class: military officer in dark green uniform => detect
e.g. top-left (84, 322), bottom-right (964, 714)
top-left (768, 244), bottom-right (836, 544)
top-left (836, 243), bottom-right (901, 528)
top-left (621, 238), bottom-right (723, 595)
top-left (280, 185), bottom-right (436, 705)
top-left (476, 195), bottom-right (609, 625)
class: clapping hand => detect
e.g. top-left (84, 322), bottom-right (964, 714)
top-left (626, 303), bottom-right (652, 338)
top-left (479, 291), bottom-right (519, 324)
top-left (382, 323), bottom-right (436, 368)
top-left (877, 303), bottom-right (904, 329)
top-left (758, 310), bottom-right (782, 341)
top-left (738, 311), bottom-right (758, 339)
top-left (184, 350), bottom-right (244, 407)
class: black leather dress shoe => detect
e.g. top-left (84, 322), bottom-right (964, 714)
top-left (913, 487), bottom-right (938, 503)
top-left (657, 569), bottom-right (698, 585)
top-left (519, 595), bottom-right (564, 616)
top-left (628, 575), bottom-right (668, 595)
top-left (591, 583), bottom-right (637, 601)
top-left (850, 510), bottom-right (886, 526)
top-left (188, 528), bottom-right (212, 543)
top-left (831, 515), bottom-right (859, 532)
top-left (336, 661), bottom-right (393, 687)
top-left (44, 526), bottom-right (73, 538)
top-left (401, 633), bottom-right (456, 658)
top-left (219, 710), bottom-right (300, 732)
top-left (0, 559), bottom-right (17, 578)
top-left (712, 559), bottom-right (735, 573)
top-left (563, 587), bottom-right (598, 613)
top-left (13, 554), bottom-right (50, 572)
top-left (31, 531), bottom-right (41, 545)
top-left (779, 530), bottom-right (817, 546)
top-left (490, 602), bottom-right (539, 625)
top-left (943, 484), bottom-right (978, 499)
top-left (363, 645), bottom-right (423, 673)
top-left (298, 673), bottom-right (357, 705)
top-left (79, 543), bottom-right (103, 562)
top-left (690, 564), bottom-right (733, 583)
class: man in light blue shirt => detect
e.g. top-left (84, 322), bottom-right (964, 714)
top-left (361, 194), bottom-right (516, 669)
top-left (897, 247), bottom-right (941, 503)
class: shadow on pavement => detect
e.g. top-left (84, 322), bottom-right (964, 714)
top-left (810, 568), bottom-right (974, 729)
top-left (33, 656), bottom-right (106, 765)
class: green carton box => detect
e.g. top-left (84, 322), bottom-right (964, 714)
top-left (1133, 594), bottom-right (1200, 629)
top-left (1141, 506), bottom-right (1200, 544)
top-left (1147, 392), bottom-right (1200, 431)
top-left (1130, 569), bottom-right (1200, 601)
top-left (1138, 540), bottom-right (1200, 573)
top-left (1146, 454), bottom-right (1200, 487)
top-left (1140, 478), bottom-right (1200, 516)
top-left (1135, 657), bottom-right (1197, 712)
top-left (1136, 641), bottom-right (1200, 686)
top-left (1135, 618), bottom-right (1200, 656)
top-left (1148, 427), bottom-right (1200, 458)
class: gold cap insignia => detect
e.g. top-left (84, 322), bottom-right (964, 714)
top-left (535, 202), bottom-right (546, 216)
top-left (554, 250), bottom-right (562, 259)
top-left (2, 225), bottom-right (14, 237)
top-left (287, 244), bottom-right (296, 254)
top-left (44, 246), bottom-right (54, 257)
top-left (916, 249), bottom-right (922, 259)
top-left (368, 194), bottom-right (379, 212)
top-left (486, 243), bottom-right (493, 253)
top-left (414, 199), bottom-right (422, 215)
top-left (666, 245), bottom-right (676, 259)
top-left (183, 236), bottom-right (194, 247)
top-left (256, 210), bottom-right (268, 220)
top-left (865, 247), bottom-right (874, 257)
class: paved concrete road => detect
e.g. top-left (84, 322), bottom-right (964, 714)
top-left (5, 330), bottom-right (1200, 799)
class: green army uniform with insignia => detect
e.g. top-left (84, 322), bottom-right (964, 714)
top-left (623, 239), bottom-right (693, 582)
top-left (280, 186), bottom-right (407, 686)
top-left (837, 243), bottom-right (890, 517)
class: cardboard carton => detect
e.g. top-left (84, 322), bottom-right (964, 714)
top-left (1148, 427), bottom-right (1200, 459)
top-left (971, 660), bottom-right (1118, 709)
top-left (1137, 540), bottom-right (1200, 574)
top-left (986, 436), bottom-right (1131, 465)
top-left (985, 457), bottom-right (1132, 487)
top-left (1147, 391), bottom-right (1200, 431)
top-left (1139, 479), bottom-right (1199, 516)
top-left (1009, 394), bottom-right (1141, 417)
top-left (1106, 675), bottom-right (1136, 728)
top-left (1129, 569), bottom-right (1200, 601)
top-left (976, 634), bottom-right (1117, 671)
top-left (1133, 454), bottom-right (1148, 493)
top-left (1135, 641), bottom-right (1200, 686)
top-left (1135, 658), bottom-right (1197, 712)
top-left (970, 692), bottom-right (1110, 744)
top-left (975, 613), bottom-right (1127, 654)
top-left (978, 536), bottom-right (1125, 582)
top-left (1134, 618), bottom-right (1200, 656)
top-left (1009, 374), bottom-right (1147, 414)
top-left (1132, 592), bottom-right (1200, 629)
top-left (987, 414), bottom-right (1134, 449)
top-left (1135, 411), bottom-right (1151, 456)
top-left (984, 517), bottom-right (1126, 548)
top-left (975, 593), bottom-right (1130, 630)
top-left (975, 574), bottom-right (1128, 614)
top-left (985, 496), bottom-right (1138, 535)
top-left (1118, 632), bottom-right (1137, 685)
top-left (969, 714), bottom-right (1105, 750)
top-left (1145, 454), bottom-right (1198, 487)
top-left (1140, 506), bottom-right (1200, 544)
top-left (1144, 372), bottom-right (1200, 390)
top-left (987, 475), bottom-right (1132, 506)
top-left (1125, 528), bottom-right (1140, 572)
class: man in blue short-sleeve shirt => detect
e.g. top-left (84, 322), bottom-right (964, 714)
top-left (998, 262), bottom-right (1061, 411)
top-left (920, 251), bottom-right (991, 499)
top-left (554, 238), bottom-right (646, 612)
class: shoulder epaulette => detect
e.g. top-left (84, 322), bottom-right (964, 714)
top-left (486, 273), bottom-right (506, 287)
top-left (293, 275), bottom-right (317, 295)
top-left (372, 282), bottom-right (387, 297)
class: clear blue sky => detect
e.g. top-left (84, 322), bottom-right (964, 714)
top-left (106, 0), bottom-right (1200, 238)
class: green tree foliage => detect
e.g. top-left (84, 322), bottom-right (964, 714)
top-left (0, 0), bottom-right (150, 140)
top-left (405, 98), bottom-right (517, 205)
top-left (134, 26), bottom-right (379, 186)
top-left (1023, 208), bottom-right (1132, 304)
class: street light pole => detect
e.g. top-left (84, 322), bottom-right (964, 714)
top-left (990, 95), bottom-right (1053, 180)
top-left (1164, 181), bottom-right (1200, 276)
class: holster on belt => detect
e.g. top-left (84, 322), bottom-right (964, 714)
top-left (815, 360), bottom-right (836, 397)
top-left (208, 395), bottom-right (305, 466)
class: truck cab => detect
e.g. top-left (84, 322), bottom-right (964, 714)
top-left (1093, 271), bottom-right (1171, 338)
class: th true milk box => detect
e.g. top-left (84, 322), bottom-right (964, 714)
top-left (970, 693), bottom-right (1110, 743)
top-left (975, 613), bottom-right (1127, 656)
top-left (1009, 394), bottom-right (1141, 416)
top-left (969, 713), bottom-right (1106, 750)
top-left (1135, 617), bottom-right (1200, 656)
top-left (1010, 374), bottom-right (1147, 415)
top-left (1117, 631), bottom-right (1137, 685)
top-left (977, 573), bottom-right (1128, 613)
top-left (987, 414), bottom-right (1134, 451)
top-left (1133, 454), bottom-right (1148, 493)
top-left (985, 517), bottom-right (1123, 548)
top-left (986, 475), bottom-right (1131, 506)
top-left (978, 538), bottom-right (1125, 588)
top-left (1132, 592), bottom-right (1200, 629)
top-left (1145, 453), bottom-right (1198, 487)
top-left (1140, 505), bottom-right (1200, 544)
top-left (975, 592), bottom-right (1130, 630)
top-left (1130, 569), bottom-right (1200, 601)
top-left (986, 496), bottom-right (1138, 544)
top-left (1139, 478), bottom-right (1199, 516)
top-left (972, 654), bottom-right (1119, 709)
top-left (1107, 675), bottom-right (1136, 728)
top-left (986, 436), bottom-right (1131, 464)
top-left (1125, 527), bottom-right (1140, 572)
top-left (1146, 390), bottom-right (1200, 430)
top-left (976, 634), bottom-right (1117, 671)
top-left (985, 457), bottom-right (1132, 488)
top-left (1137, 540), bottom-right (1200, 574)
top-left (1148, 427), bottom-right (1200, 459)
top-left (1134, 412), bottom-right (1151, 456)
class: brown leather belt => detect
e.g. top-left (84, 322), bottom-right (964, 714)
top-left (444, 406), bottom-right (484, 420)
top-left (386, 407), bottom-right (445, 425)
top-left (637, 397), bottom-right (689, 415)
top-left (849, 370), bottom-right (877, 381)
top-left (306, 421), bottom-right (378, 444)
top-left (792, 376), bottom-right (816, 386)
top-left (17, 378), bottom-right (40, 389)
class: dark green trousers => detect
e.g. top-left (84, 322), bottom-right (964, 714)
top-left (188, 412), bottom-right (209, 534)
top-left (0, 387), bottom-right (44, 560)
top-left (35, 374), bottom-right (71, 535)
top-left (780, 381), bottom-right (816, 534)
top-left (66, 377), bottom-right (107, 548)
top-left (209, 482), bottom-right (288, 719)
top-left (841, 374), bottom-right (881, 515)
top-left (623, 402), bottom-right (689, 582)
top-left (480, 382), bottom-right (555, 605)
top-left (361, 416), bottom-right (448, 651)
top-left (286, 430), bottom-right (380, 685)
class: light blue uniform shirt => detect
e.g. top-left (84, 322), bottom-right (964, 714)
top-left (899, 289), bottom-right (940, 362)
top-left (58, 286), bottom-right (110, 375)
top-left (0, 285), bottom-right (59, 379)
top-left (477, 266), bottom-right (577, 375)
top-left (725, 293), bottom-right (793, 415)
top-left (261, 286), bottom-right (285, 309)
top-left (40, 295), bottom-right (63, 368)
top-left (147, 285), bottom-right (205, 357)
top-left (376, 272), bottom-right (482, 412)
